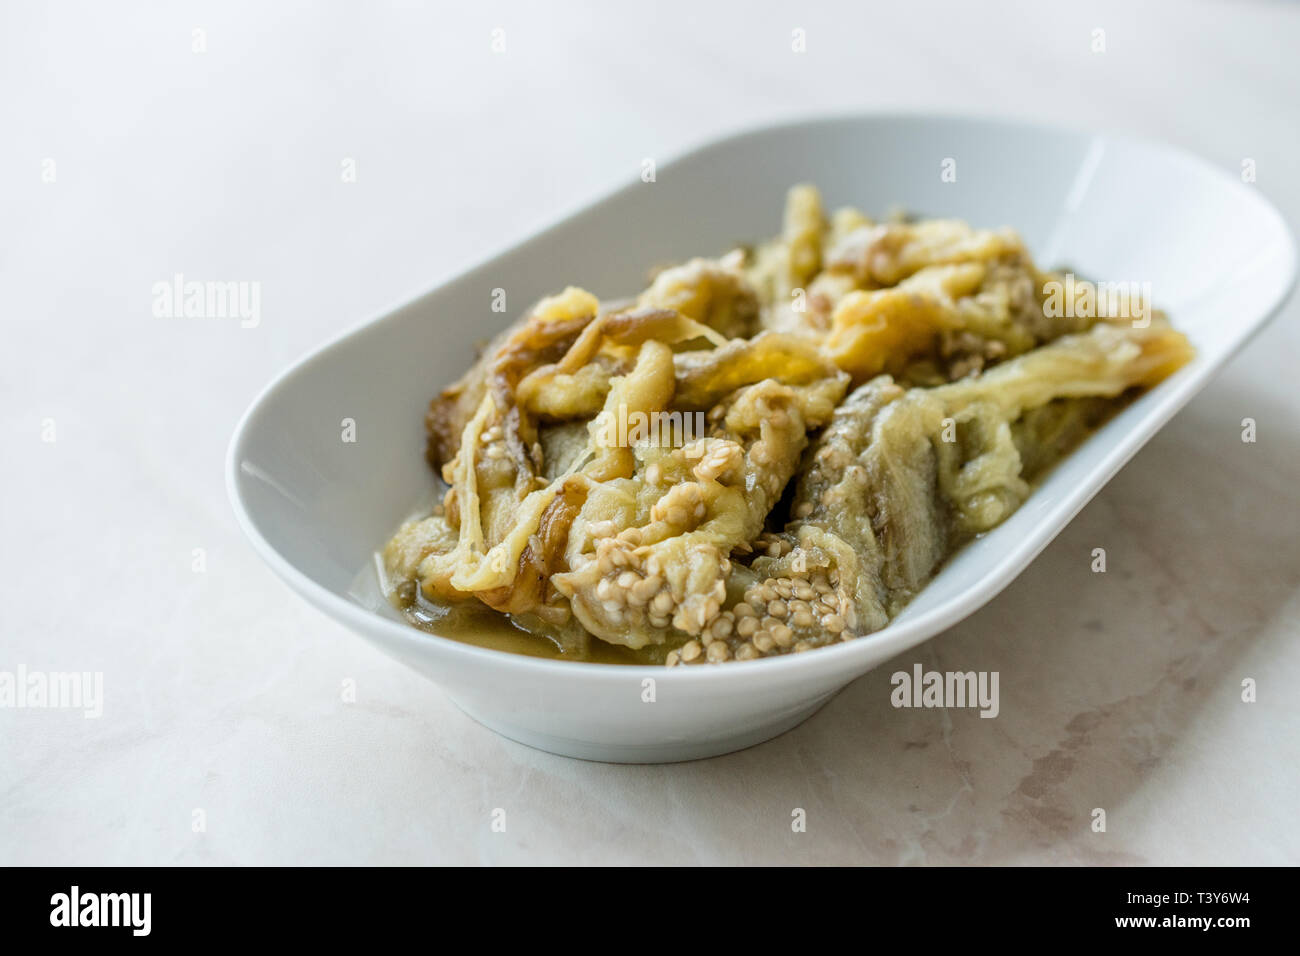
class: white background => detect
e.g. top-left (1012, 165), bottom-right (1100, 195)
top-left (3, 0), bottom-right (1298, 864)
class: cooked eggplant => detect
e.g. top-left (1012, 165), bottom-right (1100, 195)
top-left (382, 186), bottom-right (1194, 665)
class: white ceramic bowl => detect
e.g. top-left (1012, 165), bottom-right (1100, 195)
top-left (228, 113), bottom-right (1296, 762)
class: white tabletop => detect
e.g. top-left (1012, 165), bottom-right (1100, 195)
top-left (4, 0), bottom-right (1298, 865)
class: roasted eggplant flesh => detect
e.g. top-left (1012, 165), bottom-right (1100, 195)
top-left (383, 186), bottom-right (1193, 665)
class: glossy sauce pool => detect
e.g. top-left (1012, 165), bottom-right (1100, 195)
top-left (402, 589), bottom-right (652, 665)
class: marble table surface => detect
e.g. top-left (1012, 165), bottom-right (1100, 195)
top-left (3, 0), bottom-right (1297, 865)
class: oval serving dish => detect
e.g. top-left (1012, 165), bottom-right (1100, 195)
top-left (228, 113), bottom-right (1296, 762)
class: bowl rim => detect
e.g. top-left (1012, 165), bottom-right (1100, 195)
top-left (227, 108), bottom-right (1299, 685)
